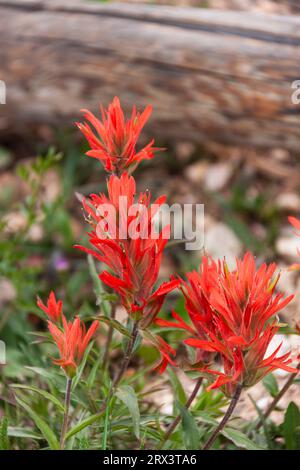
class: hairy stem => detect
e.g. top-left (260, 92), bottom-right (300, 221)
top-left (202, 384), bottom-right (243, 450)
top-left (60, 377), bottom-right (72, 450)
top-left (255, 363), bottom-right (300, 431)
top-left (159, 377), bottom-right (203, 449)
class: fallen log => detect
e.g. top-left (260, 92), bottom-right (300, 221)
top-left (0, 0), bottom-right (300, 150)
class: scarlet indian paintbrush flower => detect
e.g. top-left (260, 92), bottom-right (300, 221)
top-left (158, 252), bottom-right (297, 396)
top-left (77, 96), bottom-right (160, 174)
top-left (75, 172), bottom-right (179, 371)
top-left (37, 291), bottom-right (62, 323)
top-left (48, 315), bottom-right (99, 378)
top-left (75, 172), bottom-right (178, 323)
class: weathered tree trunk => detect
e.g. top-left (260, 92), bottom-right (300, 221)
top-left (0, 0), bottom-right (300, 149)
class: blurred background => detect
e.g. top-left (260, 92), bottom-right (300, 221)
top-left (1, 0), bottom-right (300, 427)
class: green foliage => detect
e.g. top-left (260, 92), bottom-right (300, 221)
top-left (282, 402), bottom-right (300, 450)
top-left (0, 417), bottom-right (9, 450)
top-left (0, 145), bottom-right (299, 451)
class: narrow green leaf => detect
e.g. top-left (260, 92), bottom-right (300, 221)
top-left (248, 393), bottom-right (273, 449)
top-left (262, 374), bottom-right (278, 398)
top-left (15, 396), bottom-right (60, 450)
top-left (66, 413), bottom-right (102, 440)
top-left (178, 402), bottom-right (200, 450)
top-left (98, 316), bottom-right (130, 338)
top-left (168, 369), bottom-right (187, 406)
top-left (283, 402), bottom-right (300, 450)
top-left (87, 355), bottom-right (103, 389)
top-left (24, 366), bottom-right (56, 381)
top-left (8, 427), bottom-right (43, 440)
top-left (0, 417), bottom-right (9, 450)
top-left (222, 428), bottom-right (265, 450)
top-left (11, 384), bottom-right (64, 412)
top-left (116, 385), bottom-right (140, 440)
top-left (72, 341), bottom-right (94, 391)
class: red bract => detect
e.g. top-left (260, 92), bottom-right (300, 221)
top-left (75, 172), bottom-right (178, 372)
top-left (159, 253), bottom-right (297, 396)
top-left (77, 96), bottom-right (159, 174)
top-left (288, 216), bottom-right (300, 271)
top-left (37, 291), bottom-right (62, 323)
top-left (48, 316), bottom-right (99, 378)
top-left (156, 257), bottom-right (219, 363)
top-left (75, 172), bottom-right (178, 325)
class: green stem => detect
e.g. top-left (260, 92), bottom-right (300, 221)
top-left (60, 377), bottom-right (72, 450)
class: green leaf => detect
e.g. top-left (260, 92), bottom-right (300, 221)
top-left (248, 394), bottom-right (273, 449)
top-left (72, 341), bottom-right (94, 391)
top-left (15, 396), bottom-right (60, 450)
top-left (87, 355), bottom-right (103, 389)
top-left (11, 384), bottom-right (64, 413)
top-left (283, 402), bottom-right (300, 450)
top-left (222, 428), bottom-right (265, 450)
top-left (262, 374), bottom-right (278, 398)
top-left (0, 417), bottom-right (9, 450)
top-left (168, 369), bottom-right (187, 406)
top-left (178, 402), bottom-right (200, 450)
top-left (8, 427), bottom-right (43, 440)
top-left (116, 385), bottom-right (140, 440)
top-left (98, 316), bottom-right (131, 338)
top-left (66, 413), bottom-right (102, 440)
top-left (24, 366), bottom-right (57, 381)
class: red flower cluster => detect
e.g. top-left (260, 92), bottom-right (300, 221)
top-left (76, 172), bottom-right (178, 371)
top-left (37, 294), bottom-right (99, 377)
top-left (157, 253), bottom-right (297, 396)
top-left (76, 173), bottom-right (178, 324)
top-left (77, 96), bottom-right (159, 174)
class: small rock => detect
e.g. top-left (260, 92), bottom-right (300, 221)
top-left (270, 148), bottom-right (290, 162)
top-left (0, 278), bottom-right (16, 306)
top-left (276, 231), bottom-right (300, 260)
top-left (205, 223), bottom-right (242, 268)
top-left (28, 223), bottom-right (44, 242)
top-left (175, 142), bottom-right (195, 163)
top-left (204, 162), bottom-right (233, 192)
top-left (184, 161), bottom-right (208, 184)
top-left (256, 397), bottom-right (270, 411)
top-left (3, 211), bottom-right (27, 233)
top-left (276, 265), bottom-right (296, 295)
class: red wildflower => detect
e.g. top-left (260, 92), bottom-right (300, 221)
top-left (159, 253), bottom-right (297, 396)
top-left (76, 96), bottom-right (159, 174)
top-left (75, 172), bottom-right (179, 324)
top-left (156, 257), bottom-right (219, 363)
top-left (288, 216), bottom-right (300, 271)
top-left (48, 316), bottom-right (99, 378)
top-left (75, 172), bottom-right (178, 373)
top-left (37, 291), bottom-right (62, 323)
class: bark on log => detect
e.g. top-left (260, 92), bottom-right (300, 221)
top-left (1, 0), bottom-right (300, 150)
